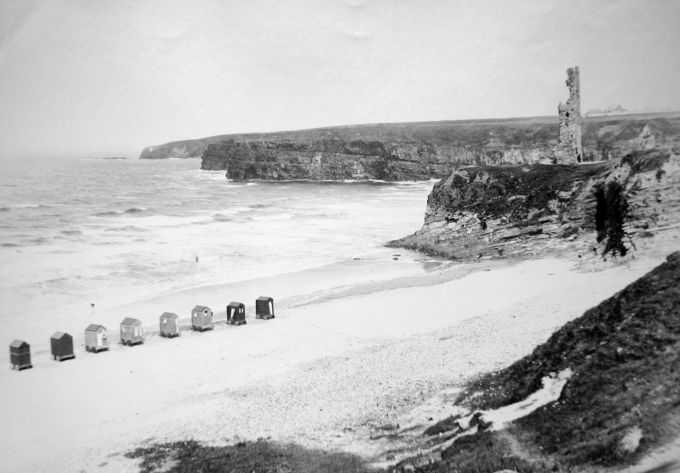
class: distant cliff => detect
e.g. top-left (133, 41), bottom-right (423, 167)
top-left (137, 112), bottom-right (680, 182)
top-left (139, 137), bottom-right (231, 159)
top-left (389, 149), bottom-right (680, 259)
top-left (200, 135), bottom-right (551, 181)
top-left (201, 113), bottom-right (679, 181)
top-left (141, 117), bottom-right (555, 163)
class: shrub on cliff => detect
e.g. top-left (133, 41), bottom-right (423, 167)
top-left (594, 180), bottom-right (630, 257)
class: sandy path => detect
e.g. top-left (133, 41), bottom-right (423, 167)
top-left (0, 254), bottom-right (665, 473)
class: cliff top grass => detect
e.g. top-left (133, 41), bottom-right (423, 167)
top-left (430, 161), bottom-right (612, 226)
top-left (430, 150), bottom-right (671, 225)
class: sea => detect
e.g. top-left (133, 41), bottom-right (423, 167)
top-left (0, 155), bottom-right (436, 351)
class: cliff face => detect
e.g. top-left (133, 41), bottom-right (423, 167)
top-left (390, 150), bottom-right (680, 259)
top-left (194, 113), bottom-right (679, 180)
top-left (139, 137), bottom-right (231, 159)
top-left (201, 137), bottom-right (550, 181)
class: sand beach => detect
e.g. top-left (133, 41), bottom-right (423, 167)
top-left (0, 248), bottom-right (668, 473)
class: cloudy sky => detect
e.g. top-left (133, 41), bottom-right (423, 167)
top-left (0, 0), bottom-right (679, 159)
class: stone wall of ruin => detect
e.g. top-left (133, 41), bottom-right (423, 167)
top-left (554, 67), bottom-right (583, 164)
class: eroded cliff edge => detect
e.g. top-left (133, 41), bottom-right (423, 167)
top-left (135, 112), bottom-right (680, 182)
top-left (389, 149), bottom-right (680, 259)
top-left (201, 113), bottom-right (679, 180)
top-left (199, 118), bottom-right (559, 180)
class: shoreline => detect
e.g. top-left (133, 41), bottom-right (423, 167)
top-left (0, 249), bottom-right (669, 473)
top-left (0, 246), bottom-right (439, 363)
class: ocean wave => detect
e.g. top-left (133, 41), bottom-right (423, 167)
top-left (60, 229), bottom-right (82, 235)
top-left (195, 170), bottom-right (229, 181)
top-left (30, 276), bottom-right (72, 290)
top-left (4, 203), bottom-right (54, 209)
top-left (0, 207), bottom-right (9, 212)
top-left (1, 242), bottom-right (20, 248)
top-left (228, 179), bottom-right (398, 186)
top-left (213, 213), bottom-right (234, 222)
top-left (95, 206), bottom-right (148, 217)
top-left (295, 212), bottom-right (334, 219)
top-left (110, 214), bottom-right (213, 228)
top-left (224, 180), bottom-right (259, 186)
top-left (125, 207), bottom-right (147, 214)
top-left (104, 225), bottom-right (146, 232)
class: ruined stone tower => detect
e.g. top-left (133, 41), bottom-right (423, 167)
top-left (554, 66), bottom-right (583, 164)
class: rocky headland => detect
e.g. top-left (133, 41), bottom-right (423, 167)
top-left (389, 149), bottom-right (680, 260)
top-left (140, 113), bottom-right (680, 181)
top-left (199, 118), bottom-right (556, 180)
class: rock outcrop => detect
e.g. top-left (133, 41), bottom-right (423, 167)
top-left (197, 114), bottom-right (679, 180)
top-left (144, 118), bottom-right (560, 167)
top-left (138, 111), bottom-right (680, 182)
top-left (554, 66), bottom-right (583, 164)
top-left (201, 136), bottom-right (551, 181)
top-left (389, 150), bottom-right (680, 259)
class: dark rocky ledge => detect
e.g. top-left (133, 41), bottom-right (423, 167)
top-left (389, 149), bottom-right (680, 260)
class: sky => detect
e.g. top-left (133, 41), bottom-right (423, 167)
top-left (0, 0), bottom-right (679, 159)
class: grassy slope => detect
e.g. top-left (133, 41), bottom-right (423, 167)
top-left (432, 251), bottom-right (680, 471)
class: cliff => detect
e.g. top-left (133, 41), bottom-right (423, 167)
top-left (201, 113), bottom-right (679, 181)
top-left (200, 135), bottom-right (551, 181)
top-left (389, 149), bottom-right (680, 259)
top-left (139, 136), bottom-right (232, 159)
top-left (138, 112), bottom-right (680, 181)
top-left (197, 117), bottom-right (561, 179)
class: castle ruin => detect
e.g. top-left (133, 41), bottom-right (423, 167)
top-left (554, 66), bottom-right (583, 164)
